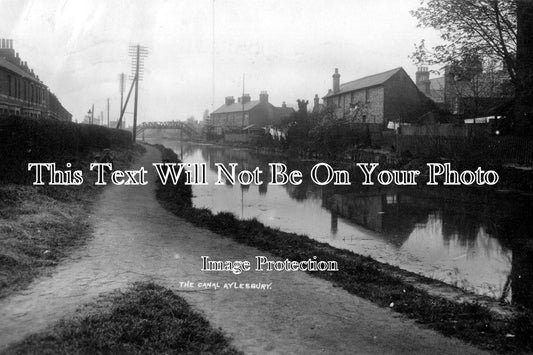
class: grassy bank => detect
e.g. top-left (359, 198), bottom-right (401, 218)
top-left (0, 116), bottom-right (143, 298)
top-left (0, 145), bottom-right (144, 298)
top-left (4, 282), bottom-right (241, 355)
top-left (154, 143), bottom-right (533, 354)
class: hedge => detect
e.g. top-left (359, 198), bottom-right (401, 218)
top-left (0, 116), bottom-right (132, 183)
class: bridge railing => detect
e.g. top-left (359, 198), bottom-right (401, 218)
top-left (136, 121), bottom-right (198, 137)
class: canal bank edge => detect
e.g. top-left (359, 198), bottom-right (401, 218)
top-left (151, 142), bottom-right (533, 353)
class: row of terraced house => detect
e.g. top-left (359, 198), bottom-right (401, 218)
top-left (0, 38), bottom-right (71, 121)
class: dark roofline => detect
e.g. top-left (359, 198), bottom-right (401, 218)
top-left (323, 67), bottom-right (404, 99)
top-left (212, 100), bottom-right (262, 114)
top-left (0, 57), bottom-right (44, 85)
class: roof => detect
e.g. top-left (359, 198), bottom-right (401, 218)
top-left (213, 100), bottom-right (261, 114)
top-left (324, 67), bottom-right (403, 98)
top-left (428, 77), bottom-right (445, 103)
top-left (274, 106), bottom-right (295, 117)
top-left (0, 57), bottom-right (43, 84)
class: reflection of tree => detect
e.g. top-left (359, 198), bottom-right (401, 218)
top-left (497, 217), bottom-right (533, 310)
top-left (285, 179), bottom-right (312, 201)
top-left (440, 211), bottom-right (483, 248)
top-left (331, 211), bottom-right (338, 235)
top-left (258, 182), bottom-right (268, 195)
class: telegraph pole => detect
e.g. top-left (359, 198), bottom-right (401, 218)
top-left (107, 98), bottom-right (110, 127)
top-left (129, 44), bottom-right (148, 143)
top-left (212, 0), bottom-right (215, 113)
top-left (119, 73), bottom-right (125, 128)
top-left (241, 73), bottom-right (245, 128)
top-left (133, 45), bottom-right (140, 141)
top-left (91, 104), bottom-right (94, 125)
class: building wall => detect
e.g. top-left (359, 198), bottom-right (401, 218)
top-left (0, 67), bottom-right (49, 118)
top-left (249, 103), bottom-right (275, 127)
top-left (326, 86), bottom-right (385, 123)
top-left (383, 69), bottom-right (434, 124)
top-left (212, 112), bottom-right (250, 128)
top-left (211, 102), bottom-right (275, 132)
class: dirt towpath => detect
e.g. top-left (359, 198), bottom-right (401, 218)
top-left (0, 145), bottom-right (486, 354)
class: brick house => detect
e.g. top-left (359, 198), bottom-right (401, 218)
top-left (415, 66), bottom-right (512, 118)
top-left (210, 91), bottom-right (294, 134)
top-left (0, 39), bottom-right (71, 121)
top-left (322, 67), bottom-right (434, 125)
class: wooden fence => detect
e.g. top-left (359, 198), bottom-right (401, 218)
top-left (382, 132), bottom-right (533, 165)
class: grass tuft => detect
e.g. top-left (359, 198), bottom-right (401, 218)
top-left (5, 282), bottom-right (242, 355)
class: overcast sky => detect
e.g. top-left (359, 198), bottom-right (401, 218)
top-left (1, 0), bottom-right (442, 124)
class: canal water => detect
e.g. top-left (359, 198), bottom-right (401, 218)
top-left (166, 139), bottom-right (533, 308)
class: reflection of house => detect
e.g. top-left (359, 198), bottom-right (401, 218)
top-left (210, 91), bottom-right (293, 134)
top-left (0, 39), bottom-right (71, 121)
top-left (321, 67), bottom-right (434, 125)
top-left (415, 66), bottom-right (512, 117)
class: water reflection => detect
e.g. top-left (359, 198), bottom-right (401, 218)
top-left (164, 140), bottom-right (533, 309)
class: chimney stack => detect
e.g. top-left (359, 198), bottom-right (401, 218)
top-left (332, 68), bottom-right (340, 93)
top-left (259, 91), bottom-right (269, 103)
top-left (242, 93), bottom-right (251, 104)
top-left (314, 94), bottom-right (320, 108)
top-left (415, 67), bottom-right (430, 95)
top-left (225, 96), bottom-right (235, 105)
top-left (0, 39), bottom-right (15, 62)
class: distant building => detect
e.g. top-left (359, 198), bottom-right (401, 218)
top-left (210, 91), bottom-right (294, 134)
top-left (0, 38), bottom-right (71, 121)
top-left (415, 66), bottom-right (512, 118)
top-left (321, 67), bottom-right (435, 125)
top-left (312, 94), bottom-right (325, 114)
top-left (274, 101), bottom-right (295, 123)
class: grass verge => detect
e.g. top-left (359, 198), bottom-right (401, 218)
top-left (0, 145), bottom-right (145, 298)
top-left (4, 282), bottom-right (241, 355)
top-left (153, 143), bottom-right (533, 354)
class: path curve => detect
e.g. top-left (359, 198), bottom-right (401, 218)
top-left (0, 145), bottom-right (486, 354)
